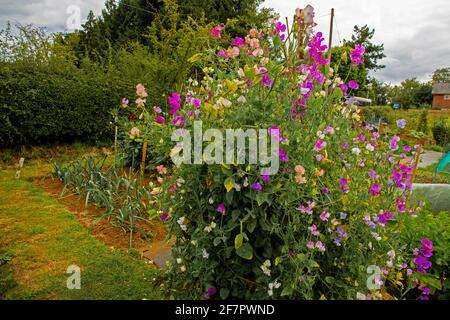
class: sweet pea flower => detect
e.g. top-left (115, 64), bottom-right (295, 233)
top-left (121, 97), bottom-right (129, 107)
top-left (155, 116), bottom-right (165, 124)
top-left (348, 80), bottom-right (359, 90)
top-left (251, 183), bottom-right (263, 192)
top-left (160, 212), bottom-right (169, 221)
top-left (313, 139), bottom-right (327, 152)
top-left (279, 148), bottom-right (289, 161)
top-left (350, 44), bottom-right (365, 66)
top-left (216, 203), bottom-right (226, 214)
top-left (320, 211), bottom-right (330, 221)
top-left (396, 119), bottom-right (407, 129)
top-left (210, 25), bottom-right (222, 38)
top-left (173, 116), bottom-right (185, 127)
top-left (369, 183), bottom-right (381, 196)
top-left (129, 127), bottom-right (140, 137)
top-left (306, 241), bottom-right (315, 249)
top-left (309, 224), bottom-right (320, 236)
top-left (205, 287), bottom-right (217, 300)
top-left (190, 98), bottom-right (201, 108)
top-left (136, 83), bottom-right (148, 98)
top-left (168, 93), bottom-right (181, 115)
top-left (153, 106), bottom-right (162, 113)
top-left (231, 36), bottom-right (245, 47)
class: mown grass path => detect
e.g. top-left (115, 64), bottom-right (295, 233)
top-left (0, 164), bottom-right (164, 299)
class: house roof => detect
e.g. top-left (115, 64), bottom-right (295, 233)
top-left (432, 83), bottom-right (450, 94)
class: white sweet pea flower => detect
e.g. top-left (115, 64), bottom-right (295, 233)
top-left (352, 147), bottom-right (361, 155)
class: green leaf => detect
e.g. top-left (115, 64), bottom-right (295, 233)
top-left (247, 219), bottom-right (257, 233)
top-left (213, 237), bottom-right (222, 246)
top-left (273, 34), bottom-right (281, 48)
top-left (234, 233), bottom-right (244, 249)
top-left (255, 192), bottom-right (270, 206)
top-left (236, 242), bottom-right (253, 260)
top-left (333, 87), bottom-right (343, 100)
top-left (220, 288), bottom-right (230, 299)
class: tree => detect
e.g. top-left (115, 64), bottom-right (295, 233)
top-left (344, 25), bottom-right (386, 71)
top-left (330, 25), bottom-right (385, 97)
top-left (75, 0), bottom-right (272, 62)
top-left (432, 67), bottom-right (450, 83)
top-left (388, 78), bottom-right (432, 109)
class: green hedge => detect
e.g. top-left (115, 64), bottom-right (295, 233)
top-left (0, 62), bottom-right (126, 146)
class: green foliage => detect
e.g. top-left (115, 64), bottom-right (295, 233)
top-left (388, 78), bottom-right (432, 109)
top-left (432, 119), bottom-right (450, 147)
top-left (432, 67), bottom-right (450, 84)
top-left (401, 211), bottom-right (450, 299)
top-left (416, 110), bottom-right (429, 134)
top-left (53, 156), bottom-right (157, 247)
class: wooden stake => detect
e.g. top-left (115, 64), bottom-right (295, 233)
top-left (15, 157), bottom-right (25, 179)
top-left (328, 8), bottom-right (334, 61)
top-left (410, 145), bottom-right (422, 184)
top-left (141, 141), bottom-right (148, 175)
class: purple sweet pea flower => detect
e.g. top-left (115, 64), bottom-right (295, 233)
top-left (251, 183), bottom-right (263, 192)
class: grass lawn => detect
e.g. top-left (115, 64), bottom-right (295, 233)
top-left (0, 159), bottom-right (165, 300)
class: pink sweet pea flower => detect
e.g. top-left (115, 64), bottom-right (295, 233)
top-left (216, 203), bottom-right (226, 214)
top-left (210, 25), bottom-right (222, 38)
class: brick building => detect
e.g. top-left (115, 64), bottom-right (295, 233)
top-left (432, 83), bottom-right (450, 109)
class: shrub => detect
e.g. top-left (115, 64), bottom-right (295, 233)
top-left (432, 120), bottom-right (450, 147)
top-left (416, 110), bottom-right (429, 134)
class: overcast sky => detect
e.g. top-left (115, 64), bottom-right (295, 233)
top-left (1, 0), bottom-right (449, 84)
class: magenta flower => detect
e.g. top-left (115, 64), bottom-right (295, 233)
top-left (369, 183), bottom-right (381, 196)
top-left (168, 93), bottom-right (181, 115)
top-left (320, 211), bottom-right (330, 221)
top-left (191, 98), bottom-right (201, 107)
top-left (414, 256), bottom-right (432, 273)
top-left (313, 139), bottom-right (327, 152)
top-left (155, 116), bottom-right (165, 124)
top-left (350, 44), bottom-right (365, 66)
top-left (261, 74), bottom-right (274, 87)
top-left (339, 178), bottom-right (349, 193)
top-left (420, 239), bottom-right (433, 258)
top-left (230, 36), bottom-right (245, 47)
top-left (279, 148), bottom-right (289, 162)
top-left (348, 80), bottom-right (359, 90)
top-left (205, 287), bottom-right (217, 300)
top-left (251, 183), bottom-right (263, 192)
top-left (324, 125), bottom-right (335, 135)
top-left (260, 175), bottom-right (270, 182)
top-left (377, 211), bottom-right (393, 225)
top-left (160, 212), bottom-right (168, 221)
top-left (216, 203), bottom-right (226, 214)
top-left (337, 83), bottom-right (348, 95)
top-left (341, 143), bottom-right (349, 149)
top-left (210, 25), bottom-right (222, 38)
top-left (173, 116), bottom-right (185, 127)
top-left (217, 49), bottom-right (229, 58)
